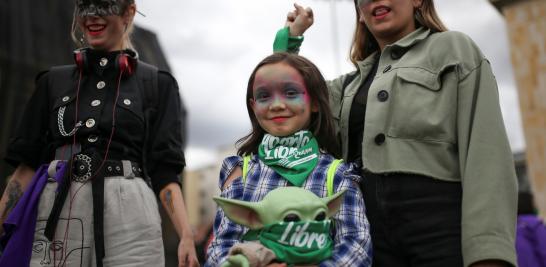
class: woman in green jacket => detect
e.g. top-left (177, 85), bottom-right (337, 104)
top-left (274, 0), bottom-right (518, 266)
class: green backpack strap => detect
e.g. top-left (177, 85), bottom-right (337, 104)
top-left (242, 155), bottom-right (252, 184)
top-left (326, 159), bottom-right (343, 197)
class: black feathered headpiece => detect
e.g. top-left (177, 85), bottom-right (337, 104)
top-left (76, 0), bottom-right (134, 17)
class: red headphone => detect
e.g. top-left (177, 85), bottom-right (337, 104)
top-left (73, 48), bottom-right (136, 76)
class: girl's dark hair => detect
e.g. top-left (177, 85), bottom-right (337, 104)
top-left (350, 0), bottom-right (448, 65)
top-left (237, 52), bottom-right (340, 158)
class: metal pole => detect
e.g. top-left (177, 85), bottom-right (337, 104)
top-left (330, 0), bottom-right (341, 74)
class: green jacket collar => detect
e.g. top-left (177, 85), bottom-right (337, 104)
top-left (357, 27), bottom-right (431, 70)
top-left (357, 51), bottom-right (379, 70)
top-left (389, 27), bottom-right (431, 49)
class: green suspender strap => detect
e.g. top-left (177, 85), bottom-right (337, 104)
top-left (242, 155), bottom-right (251, 185)
top-left (242, 155), bottom-right (343, 197)
top-left (326, 159), bottom-right (343, 197)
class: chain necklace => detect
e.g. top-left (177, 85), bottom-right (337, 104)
top-left (57, 106), bottom-right (83, 137)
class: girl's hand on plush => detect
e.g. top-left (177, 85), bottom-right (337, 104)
top-left (266, 263), bottom-right (287, 267)
top-left (178, 236), bottom-right (200, 267)
top-left (284, 3), bottom-right (313, 36)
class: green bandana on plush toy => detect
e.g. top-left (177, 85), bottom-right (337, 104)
top-left (214, 187), bottom-right (346, 267)
top-left (250, 220), bottom-right (333, 263)
top-left (258, 130), bottom-right (319, 186)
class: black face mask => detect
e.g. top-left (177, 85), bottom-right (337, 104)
top-left (76, 0), bottom-right (131, 17)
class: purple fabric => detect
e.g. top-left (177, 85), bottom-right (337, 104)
top-left (516, 215), bottom-right (546, 267)
top-left (0, 162), bottom-right (66, 267)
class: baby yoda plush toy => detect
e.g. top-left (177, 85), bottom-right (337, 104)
top-left (213, 187), bottom-right (346, 267)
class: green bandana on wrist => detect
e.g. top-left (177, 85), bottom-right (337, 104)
top-left (244, 220), bottom-right (333, 265)
top-left (258, 130), bottom-right (319, 186)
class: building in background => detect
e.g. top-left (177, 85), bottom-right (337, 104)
top-left (183, 146), bottom-right (234, 262)
top-left (490, 0), bottom-right (546, 217)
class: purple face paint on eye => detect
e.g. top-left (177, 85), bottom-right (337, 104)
top-left (250, 62), bottom-right (315, 136)
top-left (252, 65), bottom-right (311, 113)
top-left (253, 85), bottom-right (308, 109)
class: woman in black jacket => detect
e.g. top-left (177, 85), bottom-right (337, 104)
top-left (0, 1), bottom-right (198, 266)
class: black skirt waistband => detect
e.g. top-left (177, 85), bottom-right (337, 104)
top-left (71, 153), bottom-right (143, 182)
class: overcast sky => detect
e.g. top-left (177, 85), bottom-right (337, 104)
top-left (134, 0), bottom-right (525, 170)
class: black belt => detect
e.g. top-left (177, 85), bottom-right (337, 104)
top-left (44, 152), bottom-right (147, 267)
top-left (71, 153), bottom-right (143, 181)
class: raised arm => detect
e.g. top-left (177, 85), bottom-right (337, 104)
top-left (274, 3), bottom-right (314, 53)
top-left (286, 3), bottom-right (314, 36)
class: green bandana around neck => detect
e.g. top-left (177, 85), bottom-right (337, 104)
top-left (258, 130), bottom-right (319, 186)
top-left (243, 220), bottom-right (333, 265)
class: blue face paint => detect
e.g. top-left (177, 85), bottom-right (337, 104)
top-left (251, 62), bottom-right (314, 137)
top-left (253, 86), bottom-right (308, 108)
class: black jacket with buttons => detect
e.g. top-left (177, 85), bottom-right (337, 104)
top-left (5, 49), bottom-right (186, 194)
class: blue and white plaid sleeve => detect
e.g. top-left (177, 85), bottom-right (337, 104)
top-left (205, 156), bottom-right (248, 267)
top-left (319, 162), bottom-right (373, 267)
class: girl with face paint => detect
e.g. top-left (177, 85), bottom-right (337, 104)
top-left (274, 1), bottom-right (518, 267)
top-left (205, 53), bottom-right (372, 267)
top-left (0, 1), bottom-right (199, 266)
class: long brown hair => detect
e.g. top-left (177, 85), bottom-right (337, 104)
top-left (350, 0), bottom-right (448, 66)
top-left (237, 53), bottom-right (341, 158)
top-left (71, 0), bottom-right (136, 50)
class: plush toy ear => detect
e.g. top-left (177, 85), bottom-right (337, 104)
top-left (322, 190), bottom-right (346, 218)
top-left (213, 197), bottom-right (264, 229)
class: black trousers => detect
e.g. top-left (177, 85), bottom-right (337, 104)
top-left (361, 172), bottom-right (464, 267)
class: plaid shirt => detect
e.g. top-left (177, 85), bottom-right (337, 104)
top-left (205, 153), bottom-right (372, 267)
